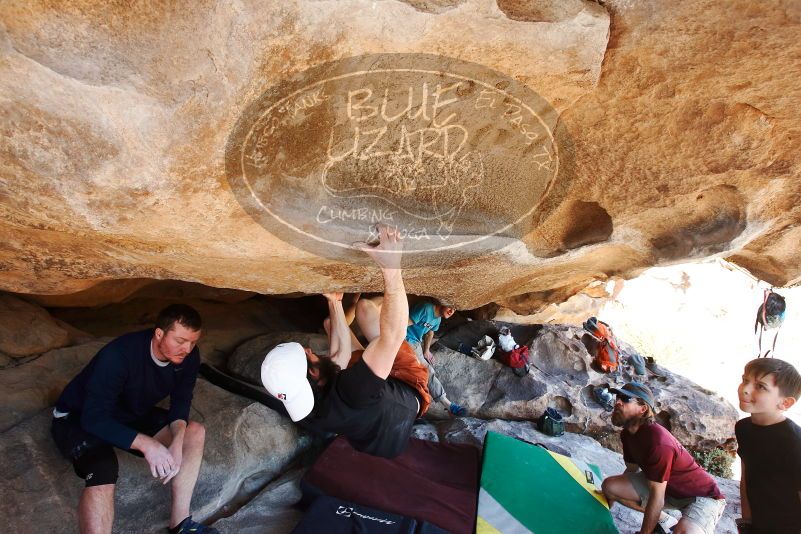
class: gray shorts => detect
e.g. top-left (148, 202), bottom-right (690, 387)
top-left (409, 341), bottom-right (445, 401)
top-left (628, 471), bottom-right (725, 534)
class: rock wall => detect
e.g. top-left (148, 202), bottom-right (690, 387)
top-left (1, 0), bottom-right (800, 308)
top-left (0, 379), bottom-right (309, 532)
top-left (225, 319), bottom-right (738, 454)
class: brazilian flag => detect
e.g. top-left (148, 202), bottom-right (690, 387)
top-left (477, 431), bottom-right (619, 534)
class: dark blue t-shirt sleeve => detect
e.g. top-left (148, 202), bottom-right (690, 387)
top-left (167, 350), bottom-right (200, 424)
top-left (336, 359), bottom-right (385, 408)
top-left (81, 345), bottom-right (139, 450)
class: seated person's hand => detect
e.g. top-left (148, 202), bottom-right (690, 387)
top-left (162, 440), bottom-right (184, 484)
top-left (424, 350), bottom-right (435, 364)
top-left (143, 440), bottom-right (176, 482)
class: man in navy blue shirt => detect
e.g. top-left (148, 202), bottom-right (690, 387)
top-left (52, 304), bottom-right (217, 534)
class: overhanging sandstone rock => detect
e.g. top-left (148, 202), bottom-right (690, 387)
top-left (1, 1), bottom-right (798, 308)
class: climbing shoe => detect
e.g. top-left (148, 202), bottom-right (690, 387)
top-left (593, 386), bottom-right (615, 412)
top-left (169, 516), bottom-right (220, 534)
top-left (655, 513), bottom-right (678, 533)
top-left (449, 403), bottom-right (467, 417)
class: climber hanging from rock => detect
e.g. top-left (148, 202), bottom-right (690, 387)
top-left (260, 224), bottom-right (431, 458)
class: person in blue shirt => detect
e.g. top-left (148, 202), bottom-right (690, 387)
top-left (334, 296), bottom-right (466, 416)
top-left (406, 300), bottom-right (466, 416)
top-left (51, 304), bottom-right (218, 534)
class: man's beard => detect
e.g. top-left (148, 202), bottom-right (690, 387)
top-left (306, 358), bottom-right (342, 413)
top-left (611, 409), bottom-right (630, 428)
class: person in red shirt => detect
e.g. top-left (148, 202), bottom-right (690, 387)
top-left (601, 382), bottom-right (725, 534)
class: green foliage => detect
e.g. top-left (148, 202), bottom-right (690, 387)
top-left (690, 447), bottom-right (734, 479)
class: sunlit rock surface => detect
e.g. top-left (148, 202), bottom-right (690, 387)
top-left (1, 0), bottom-right (799, 308)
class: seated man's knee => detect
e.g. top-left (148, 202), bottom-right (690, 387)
top-left (672, 519), bottom-right (704, 534)
top-left (76, 447), bottom-right (119, 488)
top-left (186, 421), bottom-right (206, 445)
top-left (601, 475), bottom-right (624, 499)
top-left (601, 477), bottom-right (613, 497)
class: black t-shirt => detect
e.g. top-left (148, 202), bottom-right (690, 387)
top-left (304, 359), bottom-right (420, 458)
top-left (736, 417), bottom-right (801, 533)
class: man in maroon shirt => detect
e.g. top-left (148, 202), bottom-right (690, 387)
top-left (601, 382), bottom-right (726, 534)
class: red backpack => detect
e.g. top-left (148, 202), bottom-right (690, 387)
top-left (582, 317), bottom-right (620, 373)
top-left (497, 344), bottom-right (530, 377)
top-left (499, 345), bottom-right (529, 369)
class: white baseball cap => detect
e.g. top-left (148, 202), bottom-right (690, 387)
top-left (261, 342), bottom-right (314, 422)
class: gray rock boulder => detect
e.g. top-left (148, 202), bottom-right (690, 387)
top-left (227, 332), bottom-right (329, 382)
top-left (433, 321), bottom-right (738, 454)
top-left (211, 468), bottom-right (304, 533)
top-left (0, 339), bottom-right (110, 432)
top-left (0, 379), bottom-right (310, 533)
top-left (0, 294), bottom-right (71, 357)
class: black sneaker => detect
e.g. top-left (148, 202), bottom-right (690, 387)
top-left (655, 514), bottom-right (678, 533)
top-left (170, 516), bottom-right (220, 534)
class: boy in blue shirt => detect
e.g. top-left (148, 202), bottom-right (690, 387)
top-left (735, 358), bottom-right (801, 534)
top-left (328, 296), bottom-right (467, 417)
top-left (406, 300), bottom-right (466, 416)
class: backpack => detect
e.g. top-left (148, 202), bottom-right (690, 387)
top-left (582, 317), bottom-right (620, 373)
top-left (537, 407), bottom-right (565, 437)
top-left (755, 289), bottom-right (786, 357)
top-left (471, 335), bottom-right (496, 361)
top-left (498, 344), bottom-right (529, 368)
top-left (498, 345), bottom-right (530, 377)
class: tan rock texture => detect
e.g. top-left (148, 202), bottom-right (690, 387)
top-left (0, 339), bottom-right (108, 432)
top-left (0, 294), bottom-right (71, 357)
top-left (1, 0), bottom-right (800, 308)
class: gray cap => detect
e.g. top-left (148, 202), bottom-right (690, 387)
top-left (608, 381), bottom-right (655, 411)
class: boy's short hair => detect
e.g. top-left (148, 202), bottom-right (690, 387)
top-left (744, 358), bottom-right (801, 400)
top-left (156, 304), bottom-right (202, 333)
top-left (437, 299), bottom-right (456, 310)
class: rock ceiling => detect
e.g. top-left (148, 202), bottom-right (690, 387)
top-left (1, 0), bottom-right (800, 312)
